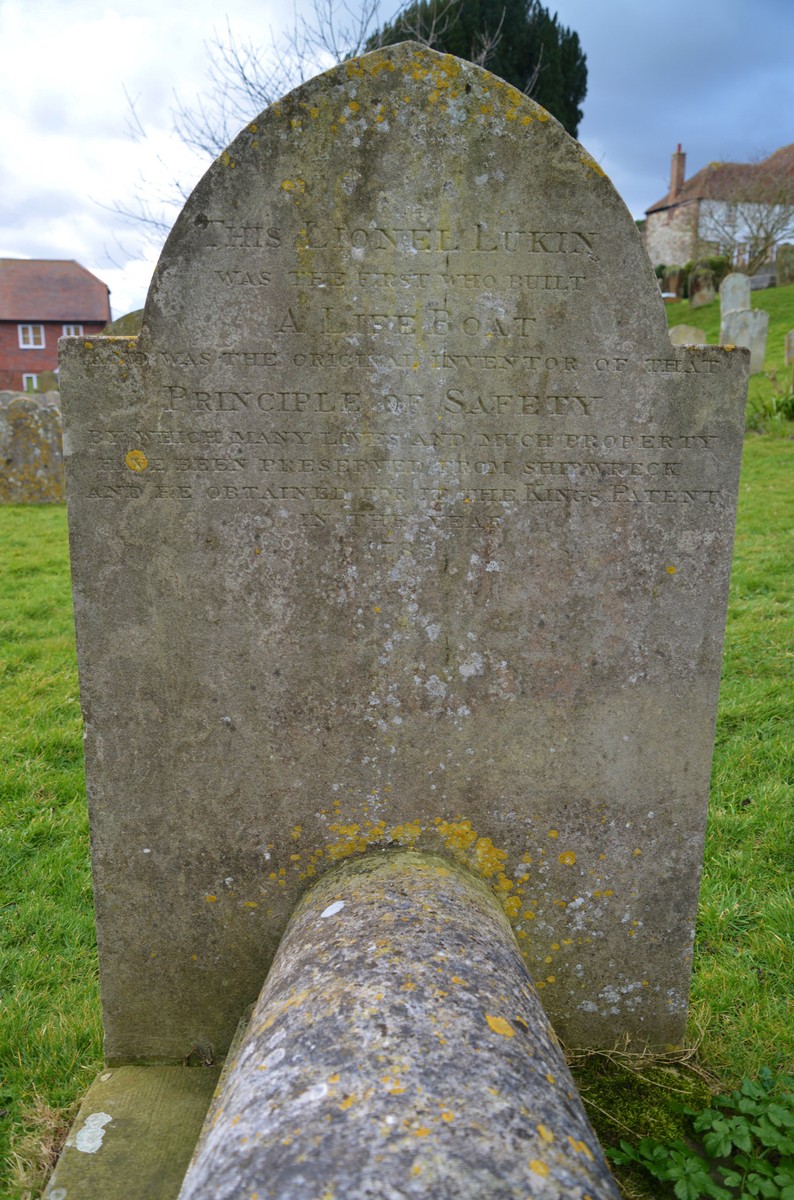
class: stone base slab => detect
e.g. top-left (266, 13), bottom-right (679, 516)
top-left (44, 1065), bottom-right (220, 1200)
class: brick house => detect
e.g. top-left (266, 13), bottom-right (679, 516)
top-left (0, 259), bottom-right (111, 391)
top-left (644, 144), bottom-right (794, 271)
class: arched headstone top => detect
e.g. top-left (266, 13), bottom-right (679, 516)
top-left (141, 42), bottom-right (666, 351)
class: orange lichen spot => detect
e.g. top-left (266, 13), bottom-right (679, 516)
top-left (485, 1014), bottom-right (515, 1038)
top-left (205, 894), bottom-right (217, 903)
top-left (558, 850), bottom-right (577, 866)
top-left (339, 1094), bottom-right (357, 1111)
top-left (328, 1073), bottom-right (340, 1084)
top-left (125, 449), bottom-right (148, 472)
top-left (414, 1127), bottom-right (431, 1137)
top-left (537, 1124), bottom-right (554, 1144)
top-left (530, 1160), bottom-right (550, 1177)
top-left (546, 1073), bottom-right (556, 1085)
top-left (440, 1110), bottom-right (454, 1122)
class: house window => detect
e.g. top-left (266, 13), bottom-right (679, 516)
top-left (22, 374), bottom-right (38, 391)
top-left (62, 324), bottom-right (84, 336)
top-left (18, 324), bottom-right (45, 348)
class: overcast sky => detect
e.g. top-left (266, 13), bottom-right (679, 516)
top-left (2, 0), bottom-right (792, 318)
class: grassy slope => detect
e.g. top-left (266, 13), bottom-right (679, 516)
top-left (666, 282), bottom-right (794, 430)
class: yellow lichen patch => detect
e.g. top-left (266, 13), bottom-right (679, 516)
top-left (205, 894), bottom-right (217, 903)
top-left (558, 850), bottom-right (577, 866)
top-left (546, 1073), bottom-right (556, 1085)
top-left (666, 564), bottom-right (677, 575)
top-left (440, 1110), bottom-right (454, 1122)
top-left (548, 829), bottom-right (559, 839)
top-left (413, 1127), bottom-right (431, 1137)
top-left (247, 123), bottom-right (257, 133)
top-left (524, 910), bottom-right (536, 920)
top-left (281, 178), bottom-right (306, 193)
top-left (242, 901), bottom-right (258, 909)
top-left (567, 1137), bottom-right (594, 1159)
top-left (502, 895), bottom-right (522, 918)
top-left (291, 825), bottom-right (303, 841)
top-left (221, 151), bottom-right (236, 169)
top-left (485, 1013), bottom-right (515, 1038)
top-left (537, 1124), bottom-right (554, 1144)
top-left (411, 1164), bottom-right (422, 1176)
top-left (339, 1094), bottom-right (357, 1111)
top-left (530, 1159), bottom-right (550, 1176)
top-left (580, 152), bottom-right (606, 177)
top-left (633, 848), bottom-right (643, 857)
top-left (125, 449), bottom-right (148, 472)
top-left (328, 1073), bottom-right (340, 1084)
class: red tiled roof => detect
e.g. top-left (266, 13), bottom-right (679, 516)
top-left (0, 258), bottom-right (111, 321)
top-left (647, 144), bottom-right (794, 215)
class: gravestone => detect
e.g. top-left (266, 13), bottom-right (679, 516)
top-left (785, 329), bottom-right (794, 365)
top-left (719, 272), bottom-right (751, 317)
top-left (0, 393), bottom-right (65, 503)
top-left (721, 308), bottom-right (769, 374)
top-left (668, 323), bottom-right (706, 346)
top-left (688, 267), bottom-right (715, 309)
top-left (777, 244), bottom-right (794, 287)
top-left (60, 43), bottom-right (748, 1060)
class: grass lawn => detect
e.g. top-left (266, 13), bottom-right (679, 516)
top-left (1, 429), bottom-right (791, 1198)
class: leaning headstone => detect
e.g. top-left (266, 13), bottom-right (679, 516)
top-left (0, 393), bottom-right (65, 503)
top-left (785, 330), bottom-right (794, 365)
top-left (688, 266), bottom-right (715, 308)
top-left (669, 323), bottom-right (707, 345)
top-left (720, 308), bottom-right (769, 374)
top-left (60, 43), bottom-right (748, 1062)
top-left (720, 272), bottom-right (751, 317)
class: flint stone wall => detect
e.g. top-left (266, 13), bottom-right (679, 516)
top-left (60, 44), bottom-right (748, 1061)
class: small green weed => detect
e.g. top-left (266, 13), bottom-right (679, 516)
top-left (608, 1070), bottom-right (794, 1199)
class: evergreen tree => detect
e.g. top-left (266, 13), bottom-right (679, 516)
top-left (367, 0), bottom-right (587, 137)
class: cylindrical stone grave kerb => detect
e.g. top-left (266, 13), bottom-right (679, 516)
top-left (179, 851), bottom-right (620, 1200)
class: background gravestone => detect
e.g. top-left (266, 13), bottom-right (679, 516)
top-left (0, 393), bottom-right (65, 503)
top-left (688, 266), bottom-right (716, 309)
top-left (721, 308), bottom-right (769, 374)
top-left (60, 43), bottom-right (748, 1061)
top-left (668, 323), bottom-right (706, 346)
top-left (719, 272), bottom-right (751, 317)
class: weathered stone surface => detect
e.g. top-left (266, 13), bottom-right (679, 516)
top-left (179, 851), bottom-right (621, 1200)
top-left (719, 272), bottom-right (751, 317)
top-left (43, 1065), bottom-right (220, 1200)
top-left (60, 43), bottom-right (748, 1060)
top-left (668, 323), bottom-right (706, 346)
top-left (785, 329), bottom-right (794, 365)
top-left (720, 308), bottom-right (769, 373)
top-left (0, 393), bottom-right (64, 503)
top-left (688, 267), bottom-right (715, 309)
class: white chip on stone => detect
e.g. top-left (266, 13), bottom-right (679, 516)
top-left (320, 900), bottom-right (345, 918)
